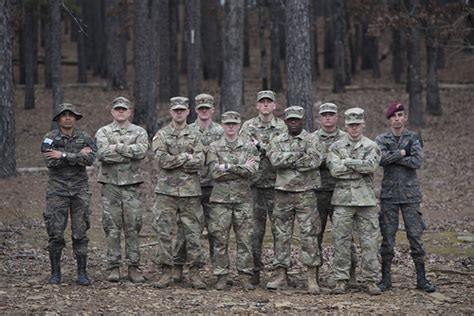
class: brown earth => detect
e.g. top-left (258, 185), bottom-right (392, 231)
top-left (1, 26), bottom-right (474, 313)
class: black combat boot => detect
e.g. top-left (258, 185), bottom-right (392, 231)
top-left (414, 260), bottom-right (435, 292)
top-left (377, 256), bottom-right (392, 291)
top-left (48, 250), bottom-right (62, 285)
top-left (76, 254), bottom-right (91, 286)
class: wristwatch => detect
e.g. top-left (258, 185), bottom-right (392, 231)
top-left (62, 152), bottom-right (67, 159)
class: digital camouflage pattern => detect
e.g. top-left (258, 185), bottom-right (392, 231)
top-left (376, 129), bottom-right (426, 261)
top-left (95, 121), bottom-right (149, 268)
top-left (327, 134), bottom-right (381, 282)
top-left (41, 128), bottom-right (96, 255)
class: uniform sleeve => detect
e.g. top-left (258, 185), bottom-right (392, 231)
top-left (294, 137), bottom-right (322, 172)
top-left (268, 141), bottom-right (300, 169)
top-left (115, 129), bottom-right (149, 160)
top-left (152, 132), bottom-right (187, 169)
top-left (327, 144), bottom-right (361, 179)
top-left (182, 137), bottom-right (205, 173)
top-left (41, 134), bottom-right (68, 168)
top-left (376, 135), bottom-right (404, 166)
top-left (344, 144), bottom-right (381, 174)
top-left (394, 138), bottom-right (423, 169)
top-left (227, 144), bottom-right (260, 177)
top-left (65, 133), bottom-right (97, 166)
top-left (96, 128), bottom-right (131, 163)
top-left (208, 146), bottom-right (240, 181)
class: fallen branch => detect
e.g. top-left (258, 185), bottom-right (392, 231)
top-left (431, 268), bottom-right (474, 276)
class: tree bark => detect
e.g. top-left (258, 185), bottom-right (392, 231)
top-left (159, 0), bottom-right (172, 102)
top-left (0, 0), bottom-right (16, 178)
top-left (243, 0), bottom-right (250, 68)
top-left (425, 15), bottom-right (441, 115)
top-left (201, 0), bottom-right (222, 81)
top-left (186, 0), bottom-right (202, 122)
top-left (23, 0), bottom-right (39, 109)
top-left (286, 0), bottom-right (313, 131)
top-left (220, 0), bottom-right (244, 112)
top-left (310, 0), bottom-right (320, 80)
top-left (169, 0), bottom-right (179, 96)
top-left (105, 0), bottom-right (128, 90)
top-left (76, 0), bottom-right (87, 83)
top-left (41, 3), bottom-right (52, 88)
top-left (83, 0), bottom-right (106, 77)
top-left (333, 0), bottom-right (345, 93)
top-left (51, 0), bottom-right (63, 113)
top-left (258, 0), bottom-right (268, 90)
top-left (270, 0), bottom-right (282, 92)
top-left (323, 1), bottom-right (334, 69)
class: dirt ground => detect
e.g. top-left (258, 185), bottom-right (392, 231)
top-left (1, 24), bottom-right (474, 313)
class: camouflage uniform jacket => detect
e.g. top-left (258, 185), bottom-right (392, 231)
top-left (207, 137), bottom-right (260, 203)
top-left (152, 123), bottom-right (205, 197)
top-left (95, 121), bottom-right (149, 186)
top-left (375, 129), bottom-right (423, 204)
top-left (189, 121), bottom-right (224, 187)
top-left (41, 128), bottom-right (97, 196)
top-left (312, 128), bottom-right (347, 191)
top-left (239, 115), bottom-right (287, 188)
top-left (327, 135), bottom-right (381, 206)
top-left (268, 129), bottom-right (322, 192)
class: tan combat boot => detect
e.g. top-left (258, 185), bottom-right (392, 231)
top-left (173, 265), bottom-right (183, 283)
top-left (307, 266), bottom-right (321, 294)
top-left (266, 267), bottom-right (288, 290)
top-left (239, 273), bottom-right (256, 291)
top-left (189, 266), bottom-right (206, 289)
top-left (107, 267), bottom-right (121, 282)
top-left (215, 274), bottom-right (228, 291)
top-left (333, 280), bottom-right (347, 294)
top-left (153, 265), bottom-right (172, 288)
top-left (367, 282), bottom-right (382, 295)
top-left (128, 266), bottom-right (145, 283)
top-left (348, 264), bottom-right (358, 288)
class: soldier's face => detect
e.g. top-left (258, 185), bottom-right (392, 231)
top-left (111, 107), bottom-right (132, 123)
top-left (286, 118), bottom-right (304, 136)
top-left (389, 111), bottom-right (407, 130)
top-left (57, 111), bottom-right (77, 130)
top-left (319, 112), bottom-right (338, 130)
top-left (256, 98), bottom-right (276, 115)
top-left (222, 123), bottom-right (240, 137)
top-left (170, 108), bottom-right (189, 124)
top-left (346, 123), bottom-right (364, 140)
top-left (196, 106), bottom-right (214, 120)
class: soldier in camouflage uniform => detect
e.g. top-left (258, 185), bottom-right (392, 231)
top-left (207, 111), bottom-right (259, 290)
top-left (41, 103), bottom-right (96, 286)
top-left (327, 108), bottom-right (382, 295)
top-left (375, 101), bottom-right (435, 293)
top-left (266, 106), bottom-right (322, 294)
top-left (173, 94), bottom-right (224, 282)
top-left (152, 96), bottom-right (206, 289)
top-left (239, 90), bottom-right (287, 285)
top-left (312, 103), bottom-right (358, 285)
top-left (95, 97), bottom-right (149, 283)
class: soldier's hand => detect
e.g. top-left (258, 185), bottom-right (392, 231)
top-left (109, 144), bottom-right (117, 151)
top-left (218, 164), bottom-right (227, 171)
top-left (404, 140), bottom-right (412, 156)
top-left (81, 146), bottom-right (93, 154)
top-left (245, 159), bottom-right (256, 168)
top-left (43, 149), bottom-right (62, 160)
top-left (400, 149), bottom-right (406, 157)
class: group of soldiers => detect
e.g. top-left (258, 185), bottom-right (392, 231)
top-left (41, 90), bottom-right (436, 295)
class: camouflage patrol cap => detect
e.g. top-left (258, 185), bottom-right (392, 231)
top-left (284, 106), bottom-right (305, 120)
top-left (344, 107), bottom-right (365, 124)
top-left (53, 103), bottom-right (83, 121)
top-left (319, 102), bottom-right (338, 114)
top-left (257, 90), bottom-right (276, 102)
top-left (195, 93), bottom-right (214, 109)
top-left (112, 96), bottom-right (131, 109)
top-left (170, 96), bottom-right (189, 110)
top-left (221, 111), bottom-right (241, 124)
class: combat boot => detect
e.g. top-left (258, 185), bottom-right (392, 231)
top-left (128, 266), bottom-right (145, 283)
top-left (239, 273), bottom-right (256, 291)
top-left (367, 282), bottom-right (382, 295)
top-left (348, 264), bottom-right (358, 288)
top-left (173, 265), bottom-right (183, 283)
top-left (266, 267), bottom-right (288, 290)
top-left (333, 280), bottom-right (347, 294)
top-left (307, 266), bottom-right (321, 294)
top-left (76, 254), bottom-right (91, 286)
top-left (377, 257), bottom-right (392, 291)
top-left (215, 274), bottom-right (228, 291)
top-left (250, 270), bottom-right (260, 286)
top-left (107, 267), bottom-right (121, 282)
top-left (414, 261), bottom-right (436, 293)
top-left (190, 266), bottom-right (206, 289)
top-left (48, 250), bottom-right (61, 285)
top-left (153, 265), bottom-right (172, 288)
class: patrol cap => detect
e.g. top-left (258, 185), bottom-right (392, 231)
top-left (319, 102), bottom-right (338, 114)
top-left (53, 103), bottom-right (83, 122)
top-left (385, 101), bottom-right (405, 119)
top-left (344, 107), bottom-right (365, 124)
top-left (221, 111), bottom-right (241, 124)
top-left (257, 90), bottom-right (276, 102)
top-left (170, 96), bottom-right (189, 110)
top-left (284, 106), bottom-right (305, 120)
top-left (195, 93), bottom-right (214, 109)
top-left (112, 96), bottom-right (131, 110)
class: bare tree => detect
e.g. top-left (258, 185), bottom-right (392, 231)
top-left (169, 0), bottom-right (179, 97)
top-left (286, 0), bottom-right (313, 130)
top-left (75, 0), bottom-right (87, 83)
top-left (22, 0), bottom-right (39, 109)
top-left (186, 0), bottom-right (202, 122)
top-left (323, 1), bottom-right (334, 69)
top-left (220, 0), bottom-right (244, 112)
top-left (51, 0), bottom-right (63, 113)
top-left (270, 0), bottom-right (282, 92)
top-left (258, 0), bottom-right (268, 89)
top-left (243, 0), bottom-right (250, 67)
top-left (158, 0), bottom-right (172, 102)
top-left (390, 0), bottom-right (406, 83)
top-left (83, 0), bottom-right (106, 77)
top-left (0, 0), bottom-right (16, 178)
top-left (423, 0), bottom-right (441, 115)
top-left (201, 0), bottom-right (222, 81)
top-left (310, 0), bottom-right (320, 80)
top-left (333, 0), bottom-right (346, 93)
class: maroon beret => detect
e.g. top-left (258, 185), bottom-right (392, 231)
top-left (385, 101), bottom-right (405, 119)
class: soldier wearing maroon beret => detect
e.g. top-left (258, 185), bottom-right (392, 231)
top-left (375, 101), bottom-right (435, 293)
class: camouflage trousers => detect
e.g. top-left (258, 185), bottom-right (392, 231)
top-left (101, 183), bottom-right (143, 268)
top-left (251, 187), bottom-right (275, 273)
top-left (174, 186), bottom-right (212, 265)
top-left (43, 191), bottom-right (90, 255)
top-left (332, 206), bottom-right (381, 282)
top-left (316, 190), bottom-right (358, 267)
top-left (272, 190), bottom-right (321, 268)
top-left (208, 202), bottom-right (254, 275)
top-left (152, 194), bottom-right (204, 267)
top-left (379, 201), bottom-right (426, 262)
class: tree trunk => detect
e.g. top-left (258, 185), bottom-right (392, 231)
top-left (286, 0), bottom-right (313, 131)
top-left (333, 0), bottom-right (345, 93)
top-left (201, 0), bottom-right (222, 81)
top-left (105, 0), bottom-right (128, 90)
top-left (186, 0), bottom-right (202, 123)
top-left (51, 0), bottom-right (63, 113)
top-left (270, 0), bottom-right (282, 92)
top-left (220, 0), bottom-right (244, 112)
top-left (310, 0), bottom-right (320, 80)
top-left (390, 0), bottom-right (405, 83)
top-left (159, 0), bottom-right (172, 102)
top-left (258, 0), bottom-right (268, 90)
top-left (41, 3), bottom-right (52, 88)
top-left (0, 0), bottom-right (16, 178)
top-left (425, 20), bottom-right (441, 115)
top-left (323, 1), bottom-right (334, 69)
top-left (169, 0), bottom-right (179, 96)
top-left (76, 0), bottom-right (87, 83)
top-left (343, 8), bottom-right (351, 86)
top-left (243, 0), bottom-right (250, 67)
top-left (23, 0), bottom-right (39, 109)
top-left (84, 0), bottom-right (106, 77)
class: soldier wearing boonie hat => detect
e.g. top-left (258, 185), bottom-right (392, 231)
top-left (52, 103), bottom-right (83, 121)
